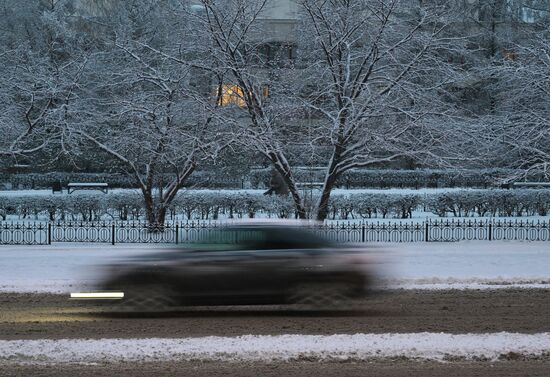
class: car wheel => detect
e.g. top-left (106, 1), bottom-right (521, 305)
top-left (118, 284), bottom-right (178, 312)
top-left (290, 281), bottom-right (353, 310)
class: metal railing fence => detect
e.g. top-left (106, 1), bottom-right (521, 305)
top-left (1, 219), bottom-right (549, 245)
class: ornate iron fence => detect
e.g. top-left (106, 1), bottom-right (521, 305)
top-left (0, 219), bottom-right (549, 245)
top-left (51, 221), bottom-right (111, 243)
top-left (0, 222), bottom-right (49, 245)
top-left (426, 219), bottom-right (550, 242)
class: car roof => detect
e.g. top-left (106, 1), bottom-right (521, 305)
top-left (222, 219), bottom-right (322, 228)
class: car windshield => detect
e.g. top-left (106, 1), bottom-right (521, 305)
top-left (189, 226), bottom-right (332, 251)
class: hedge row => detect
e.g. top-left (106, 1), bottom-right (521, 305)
top-left (250, 168), bottom-right (528, 189)
top-left (0, 172), bottom-right (242, 190)
top-left (0, 168), bottom-right (535, 190)
top-left (327, 194), bottom-right (420, 219)
top-left (426, 190), bottom-right (550, 217)
top-left (1, 189), bottom-right (549, 221)
top-left (0, 193), bottom-right (144, 221)
top-left (328, 190), bottom-right (550, 219)
top-left (0, 192), bottom-right (295, 221)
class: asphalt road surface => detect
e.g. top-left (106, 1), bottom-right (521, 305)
top-left (1, 289), bottom-right (549, 376)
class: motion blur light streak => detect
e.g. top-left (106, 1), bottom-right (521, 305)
top-left (70, 292), bottom-right (124, 299)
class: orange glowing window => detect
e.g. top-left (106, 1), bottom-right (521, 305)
top-left (215, 84), bottom-right (269, 107)
top-left (217, 85), bottom-right (246, 107)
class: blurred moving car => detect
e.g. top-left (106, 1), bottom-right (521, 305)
top-left (96, 221), bottom-right (374, 310)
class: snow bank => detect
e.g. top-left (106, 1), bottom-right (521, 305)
top-left (0, 333), bottom-right (549, 364)
top-left (384, 278), bottom-right (550, 290)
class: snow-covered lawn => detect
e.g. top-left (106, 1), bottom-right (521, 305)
top-left (1, 332), bottom-right (549, 363)
top-left (0, 241), bottom-right (549, 292)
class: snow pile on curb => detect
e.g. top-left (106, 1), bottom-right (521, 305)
top-left (382, 277), bottom-right (550, 290)
top-left (1, 333), bottom-right (549, 364)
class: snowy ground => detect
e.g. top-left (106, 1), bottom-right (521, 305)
top-left (0, 241), bottom-right (549, 292)
top-left (1, 333), bottom-right (549, 363)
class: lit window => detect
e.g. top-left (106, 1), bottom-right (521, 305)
top-left (215, 84), bottom-right (269, 107)
top-left (217, 85), bottom-right (246, 107)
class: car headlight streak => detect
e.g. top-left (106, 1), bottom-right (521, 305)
top-left (70, 292), bottom-right (124, 299)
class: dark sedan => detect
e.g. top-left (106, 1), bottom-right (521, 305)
top-left (94, 222), bottom-right (374, 310)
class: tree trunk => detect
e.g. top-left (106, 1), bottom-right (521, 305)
top-left (315, 148), bottom-right (343, 222)
top-left (270, 158), bottom-right (306, 219)
top-left (315, 137), bottom-right (347, 222)
top-left (156, 207), bottom-right (167, 225)
top-left (286, 180), bottom-right (307, 219)
top-left (144, 191), bottom-right (156, 224)
top-left (143, 191), bottom-right (167, 225)
top-left (316, 173), bottom-right (338, 222)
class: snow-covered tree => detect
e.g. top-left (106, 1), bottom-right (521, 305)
top-left (0, 1), bottom-right (87, 159)
top-left (190, 0), bottom-right (311, 218)
top-left (469, 2), bottom-right (550, 179)
top-left (0, 49), bottom-right (56, 157)
top-left (61, 1), bottom-right (225, 224)
top-left (295, 0), bottom-right (480, 220)
top-left (2, 0), bottom-right (548, 222)
top-left (194, 0), bottom-right (475, 220)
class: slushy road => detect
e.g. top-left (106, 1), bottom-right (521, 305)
top-left (1, 290), bottom-right (550, 376)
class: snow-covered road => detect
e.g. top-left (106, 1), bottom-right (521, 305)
top-left (0, 241), bottom-right (549, 292)
top-left (381, 241), bottom-right (550, 289)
